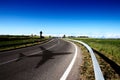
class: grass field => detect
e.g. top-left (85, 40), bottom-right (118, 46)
top-left (73, 38), bottom-right (120, 65)
top-left (0, 35), bottom-right (49, 51)
top-left (72, 38), bottom-right (120, 79)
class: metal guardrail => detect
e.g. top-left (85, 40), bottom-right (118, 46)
top-left (69, 39), bottom-right (104, 80)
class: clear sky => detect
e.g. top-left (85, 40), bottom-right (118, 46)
top-left (0, 0), bottom-right (120, 38)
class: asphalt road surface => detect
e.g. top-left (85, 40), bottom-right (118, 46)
top-left (0, 38), bottom-right (82, 80)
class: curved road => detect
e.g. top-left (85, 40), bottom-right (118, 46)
top-left (0, 38), bottom-right (82, 80)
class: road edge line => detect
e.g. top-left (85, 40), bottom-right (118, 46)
top-left (60, 41), bottom-right (78, 80)
top-left (68, 39), bottom-right (104, 80)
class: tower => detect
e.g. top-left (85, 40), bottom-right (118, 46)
top-left (40, 31), bottom-right (42, 38)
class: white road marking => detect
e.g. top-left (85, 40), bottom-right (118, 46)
top-left (0, 39), bottom-right (60, 66)
top-left (30, 39), bottom-right (60, 55)
top-left (40, 39), bottom-right (54, 46)
top-left (0, 39), bottom-right (54, 55)
top-left (69, 39), bottom-right (104, 80)
top-left (60, 41), bottom-right (78, 80)
top-left (0, 58), bottom-right (18, 66)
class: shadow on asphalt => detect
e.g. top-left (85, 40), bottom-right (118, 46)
top-left (17, 46), bottom-right (72, 68)
top-left (92, 48), bottom-right (120, 76)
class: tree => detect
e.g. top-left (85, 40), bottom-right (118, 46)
top-left (63, 35), bottom-right (66, 38)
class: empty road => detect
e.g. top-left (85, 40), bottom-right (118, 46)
top-left (0, 38), bottom-right (82, 80)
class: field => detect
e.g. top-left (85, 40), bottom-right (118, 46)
top-left (73, 38), bottom-right (120, 65)
top-left (0, 35), bottom-right (49, 51)
top-left (72, 38), bottom-right (120, 79)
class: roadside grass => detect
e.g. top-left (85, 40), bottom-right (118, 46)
top-left (72, 38), bottom-right (120, 79)
top-left (0, 35), bottom-right (50, 51)
top-left (74, 42), bottom-right (94, 80)
top-left (95, 51), bottom-right (120, 79)
top-left (73, 38), bottom-right (120, 66)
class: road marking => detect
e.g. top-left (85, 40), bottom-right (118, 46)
top-left (46, 39), bottom-right (60, 50)
top-left (0, 39), bottom-right (60, 66)
top-left (0, 58), bottom-right (18, 66)
top-left (30, 39), bottom-right (60, 55)
top-left (60, 41), bottom-right (78, 80)
top-left (69, 39), bottom-right (104, 80)
top-left (0, 39), bottom-right (54, 55)
top-left (40, 39), bottom-right (54, 46)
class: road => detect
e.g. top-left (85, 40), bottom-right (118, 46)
top-left (0, 38), bottom-right (82, 80)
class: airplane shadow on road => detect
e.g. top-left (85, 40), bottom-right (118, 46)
top-left (17, 46), bottom-right (72, 68)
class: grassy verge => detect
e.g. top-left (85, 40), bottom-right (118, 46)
top-left (72, 38), bottom-right (120, 79)
top-left (95, 51), bottom-right (120, 79)
top-left (0, 35), bottom-right (50, 51)
top-left (75, 42), bottom-right (94, 80)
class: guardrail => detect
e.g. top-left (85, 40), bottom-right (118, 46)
top-left (69, 39), bottom-right (104, 80)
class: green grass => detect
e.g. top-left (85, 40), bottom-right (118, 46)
top-left (71, 38), bottom-right (120, 79)
top-left (73, 38), bottom-right (120, 66)
top-left (0, 35), bottom-right (50, 51)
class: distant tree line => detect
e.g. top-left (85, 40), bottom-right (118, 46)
top-left (68, 36), bottom-right (89, 38)
top-left (77, 36), bottom-right (89, 38)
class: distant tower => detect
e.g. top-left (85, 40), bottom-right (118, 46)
top-left (63, 34), bottom-right (66, 38)
top-left (40, 31), bottom-right (42, 38)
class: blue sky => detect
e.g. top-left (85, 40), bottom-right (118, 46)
top-left (0, 0), bottom-right (120, 38)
